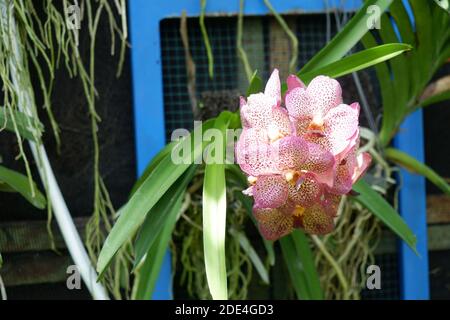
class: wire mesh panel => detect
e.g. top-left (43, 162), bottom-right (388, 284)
top-left (160, 14), bottom-right (400, 300)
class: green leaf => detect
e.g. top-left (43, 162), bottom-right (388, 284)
top-left (133, 165), bottom-right (198, 268)
top-left (203, 162), bottom-right (227, 300)
top-left (360, 33), bottom-right (395, 146)
top-left (279, 235), bottom-right (310, 299)
top-left (386, 147), bottom-right (450, 196)
top-left (132, 166), bottom-right (197, 299)
top-left (0, 165), bottom-right (46, 209)
top-left (379, 15), bottom-right (409, 114)
top-left (290, 231), bottom-right (323, 300)
top-left (352, 179), bottom-right (417, 253)
top-left (301, 0), bottom-right (394, 72)
top-left (390, 0), bottom-right (415, 46)
top-left (202, 113), bottom-right (229, 300)
top-left (280, 231), bottom-right (323, 300)
top-left (229, 228), bottom-right (269, 285)
top-left (132, 217), bottom-right (175, 300)
top-left (298, 44), bottom-right (412, 84)
top-left (434, 0), bottom-right (450, 11)
top-left (246, 70), bottom-right (263, 96)
top-left (129, 140), bottom-right (177, 196)
top-left (420, 90), bottom-right (450, 108)
top-left (0, 181), bottom-right (15, 192)
top-left (409, 0), bottom-right (433, 92)
top-left (0, 107), bottom-right (43, 142)
top-left (97, 120), bottom-right (214, 276)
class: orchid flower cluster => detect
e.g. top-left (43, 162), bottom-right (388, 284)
top-left (236, 69), bottom-right (371, 241)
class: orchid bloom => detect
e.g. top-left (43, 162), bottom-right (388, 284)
top-left (236, 69), bottom-right (372, 240)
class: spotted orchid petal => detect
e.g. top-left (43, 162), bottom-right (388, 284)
top-left (306, 75), bottom-right (343, 118)
top-left (253, 175), bottom-right (289, 209)
top-left (323, 102), bottom-right (360, 155)
top-left (301, 204), bottom-right (335, 235)
top-left (264, 69), bottom-right (282, 105)
top-left (331, 146), bottom-right (371, 195)
top-left (285, 87), bottom-right (315, 120)
top-left (240, 93), bottom-right (276, 129)
top-left (273, 136), bottom-right (309, 172)
top-left (302, 142), bottom-right (336, 187)
top-left (332, 155), bottom-right (356, 195)
top-left (253, 203), bottom-right (294, 241)
top-left (288, 174), bottom-right (322, 207)
top-left (267, 107), bottom-right (293, 141)
top-left (286, 74), bottom-right (305, 92)
top-left (236, 128), bottom-right (278, 176)
top-left (352, 152), bottom-right (372, 183)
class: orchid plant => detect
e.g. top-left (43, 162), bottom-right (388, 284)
top-left (95, 0), bottom-right (450, 300)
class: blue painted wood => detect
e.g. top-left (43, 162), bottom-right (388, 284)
top-left (391, 0), bottom-right (429, 300)
top-left (393, 110), bottom-right (429, 300)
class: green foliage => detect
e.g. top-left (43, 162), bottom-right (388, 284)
top-left (202, 112), bottom-right (233, 299)
top-left (132, 165), bottom-right (198, 299)
top-left (246, 70), bottom-right (263, 96)
top-left (361, 0), bottom-right (450, 146)
top-left (301, 0), bottom-right (394, 72)
top-left (280, 231), bottom-right (323, 300)
top-left (97, 120), bottom-right (215, 276)
top-left (386, 148), bottom-right (450, 196)
top-left (353, 180), bottom-right (417, 253)
top-left (299, 44), bottom-right (412, 84)
top-left (0, 165), bottom-right (46, 209)
top-left (0, 107), bottom-right (43, 142)
top-left (133, 166), bottom-right (199, 269)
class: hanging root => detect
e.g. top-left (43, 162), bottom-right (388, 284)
top-left (0, 0), bottom-right (129, 298)
top-left (172, 170), bottom-right (253, 299)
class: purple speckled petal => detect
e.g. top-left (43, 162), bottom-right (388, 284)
top-left (306, 75), bottom-right (343, 117)
top-left (253, 175), bottom-right (289, 208)
top-left (264, 69), bottom-right (281, 105)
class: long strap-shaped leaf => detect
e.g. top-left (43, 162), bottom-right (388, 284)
top-left (203, 163), bottom-right (227, 299)
top-left (202, 114), bottom-right (229, 300)
top-left (0, 165), bottom-right (46, 209)
top-left (298, 44), bottom-right (411, 84)
top-left (132, 165), bottom-right (197, 299)
top-left (353, 179), bottom-right (417, 253)
top-left (133, 165), bottom-right (199, 268)
top-left (386, 147), bottom-right (450, 196)
top-left (280, 231), bottom-right (323, 300)
top-left (301, 0), bottom-right (393, 72)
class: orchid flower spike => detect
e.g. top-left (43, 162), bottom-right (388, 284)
top-left (236, 69), bottom-right (372, 240)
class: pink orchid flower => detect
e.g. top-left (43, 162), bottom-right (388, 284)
top-left (236, 69), bottom-right (372, 241)
top-left (286, 75), bottom-right (360, 161)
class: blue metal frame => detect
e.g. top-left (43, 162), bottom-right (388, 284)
top-left (128, 0), bottom-right (428, 300)
top-left (391, 0), bottom-right (429, 300)
top-left (394, 110), bottom-right (429, 300)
